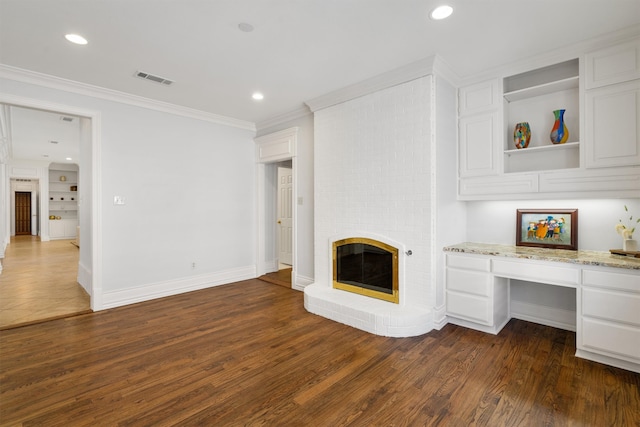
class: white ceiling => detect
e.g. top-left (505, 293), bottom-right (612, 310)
top-left (6, 106), bottom-right (81, 164)
top-left (1, 0), bottom-right (639, 127)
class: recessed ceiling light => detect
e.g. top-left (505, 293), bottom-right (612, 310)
top-left (430, 5), bottom-right (453, 20)
top-left (252, 92), bottom-right (264, 101)
top-left (66, 157), bottom-right (73, 161)
top-left (238, 23), bottom-right (254, 33)
top-left (65, 34), bottom-right (88, 45)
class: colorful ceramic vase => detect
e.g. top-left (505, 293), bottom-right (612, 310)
top-left (514, 122), bottom-right (531, 149)
top-left (550, 109), bottom-right (569, 144)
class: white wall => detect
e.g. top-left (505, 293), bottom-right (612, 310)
top-left (466, 198), bottom-right (640, 251)
top-left (1, 77), bottom-right (256, 308)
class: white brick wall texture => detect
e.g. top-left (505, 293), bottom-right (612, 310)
top-left (313, 76), bottom-right (434, 309)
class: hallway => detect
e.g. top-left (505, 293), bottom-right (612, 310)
top-left (0, 236), bottom-right (91, 330)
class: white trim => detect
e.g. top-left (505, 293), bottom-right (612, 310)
top-left (575, 349), bottom-right (640, 374)
top-left (293, 273), bottom-right (314, 292)
top-left (256, 106), bottom-right (311, 132)
top-left (0, 64), bottom-right (256, 132)
top-left (458, 25), bottom-right (640, 87)
top-left (433, 304), bottom-right (448, 330)
top-left (77, 261), bottom-right (92, 297)
top-left (255, 127), bottom-right (299, 281)
top-left (0, 93), bottom-right (103, 311)
top-left (305, 56), bottom-right (436, 112)
top-left (102, 265), bottom-right (256, 309)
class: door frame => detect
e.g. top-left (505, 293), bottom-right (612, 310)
top-left (14, 190), bottom-right (32, 235)
top-left (1, 93), bottom-right (103, 310)
top-left (255, 127), bottom-right (298, 286)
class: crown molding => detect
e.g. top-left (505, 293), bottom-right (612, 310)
top-left (305, 56), bottom-right (437, 112)
top-left (255, 104), bottom-right (311, 132)
top-left (458, 24), bottom-right (640, 86)
top-left (0, 64), bottom-right (256, 132)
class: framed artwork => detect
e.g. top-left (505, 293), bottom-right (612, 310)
top-left (516, 209), bottom-right (578, 250)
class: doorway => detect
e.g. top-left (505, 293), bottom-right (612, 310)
top-left (254, 127), bottom-right (298, 289)
top-left (14, 191), bottom-right (31, 235)
top-left (1, 94), bottom-right (100, 315)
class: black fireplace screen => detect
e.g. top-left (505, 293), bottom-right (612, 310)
top-left (333, 238), bottom-right (399, 303)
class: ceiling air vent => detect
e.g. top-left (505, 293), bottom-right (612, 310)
top-left (135, 70), bottom-right (174, 86)
top-left (60, 116), bottom-right (74, 122)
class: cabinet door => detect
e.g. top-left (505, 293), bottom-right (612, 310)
top-left (458, 79), bottom-right (500, 115)
top-left (585, 80), bottom-right (640, 168)
top-left (585, 39), bottom-right (640, 89)
top-left (63, 220), bottom-right (78, 238)
top-left (49, 220), bottom-right (64, 238)
top-left (459, 111), bottom-right (501, 177)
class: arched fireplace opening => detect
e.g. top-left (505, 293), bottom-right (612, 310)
top-left (332, 237), bottom-right (399, 303)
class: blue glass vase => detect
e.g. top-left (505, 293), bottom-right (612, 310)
top-left (550, 109), bottom-right (569, 144)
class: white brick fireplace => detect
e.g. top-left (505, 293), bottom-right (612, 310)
top-left (303, 58), bottom-right (465, 337)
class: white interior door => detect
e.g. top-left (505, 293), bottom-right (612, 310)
top-left (277, 166), bottom-right (293, 266)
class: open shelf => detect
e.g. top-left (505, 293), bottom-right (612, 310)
top-left (505, 141), bottom-right (580, 156)
top-left (504, 76), bottom-right (579, 102)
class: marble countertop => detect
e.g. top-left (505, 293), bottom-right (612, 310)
top-left (443, 242), bottom-right (640, 270)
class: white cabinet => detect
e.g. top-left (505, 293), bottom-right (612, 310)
top-left (48, 163), bottom-right (79, 240)
top-left (458, 112), bottom-right (500, 177)
top-left (458, 80), bottom-right (501, 178)
top-left (445, 253), bottom-right (509, 333)
top-left (585, 81), bottom-right (640, 168)
top-left (579, 268), bottom-right (640, 367)
top-left (585, 39), bottom-right (640, 89)
top-left (457, 37), bottom-right (640, 200)
top-left (49, 219), bottom-right (78, 240)
top-left (584, 39), bottom-right (640, 169)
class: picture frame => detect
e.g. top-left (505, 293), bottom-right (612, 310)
top-left (516, 209), bottom-right (578, 250)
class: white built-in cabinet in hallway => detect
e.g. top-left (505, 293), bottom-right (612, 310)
top-left (457, 37), bottom-right (640, 200)
top-left (48, 163), bottom-right (78, 240)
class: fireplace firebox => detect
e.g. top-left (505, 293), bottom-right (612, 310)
top-left (332, 237), bottom-right (399, 303)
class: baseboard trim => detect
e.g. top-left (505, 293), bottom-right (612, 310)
top-left (77, 261), bottom-right (92, 297)
top-left (102, 265), bottom-right (256, 309)
top-left (293, 273), bottom-right (314, 292)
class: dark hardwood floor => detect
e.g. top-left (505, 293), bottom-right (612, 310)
top-left (1, 279), bottom-right (638, 426)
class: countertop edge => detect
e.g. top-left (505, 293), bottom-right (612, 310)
top-left (443, 243), bottom-right (640, 270)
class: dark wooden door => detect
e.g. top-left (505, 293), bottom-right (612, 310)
top-left (15, 192), bottom-right (31, 235)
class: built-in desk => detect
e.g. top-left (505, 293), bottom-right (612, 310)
top-left (443, 243), bottom-right (640, 373)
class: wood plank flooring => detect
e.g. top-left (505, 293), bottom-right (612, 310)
top-left (258, 267), bottom-right (292, 288)
top-left (0, 236), bottom-right (91, 330)
top-left (1, 279), bottom-right (638, 426)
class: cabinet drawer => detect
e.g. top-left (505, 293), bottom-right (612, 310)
top-left (583, 269), bottom-right (640, 292)
top-left (446, 268), bottom-right (491, 296)
top-left (582, 288), bottom-right (640, 326)
top-left (582, 318), bottom-right (640, 361)
top-left (446, 254), bottom-right (490, 272)
top-left (446, 292), bottom-right (491, 325)
top-left (492, 259), bottom-right (579, 287)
